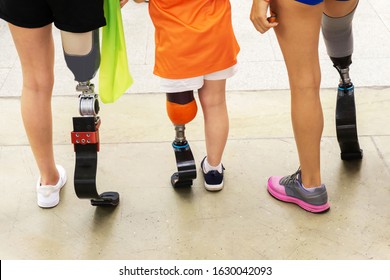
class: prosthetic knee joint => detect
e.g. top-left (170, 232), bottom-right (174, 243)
top-left (166, 91), bottom-right (198, 187)
top-left (64, 30), bottom-right (119, 206)
top-left (322, 7), bottom-right (363, 160)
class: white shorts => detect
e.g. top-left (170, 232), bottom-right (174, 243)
top-left (160, 64), bottom-right (238, 93)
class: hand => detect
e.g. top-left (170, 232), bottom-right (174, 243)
top-left (250, 0), bottom-right (278, 34)
top-left (120, 0), bottom-right (129, 8)
top-left (133, 0), bottom-right (147, 3)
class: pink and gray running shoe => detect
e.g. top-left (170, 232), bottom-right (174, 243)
top-left (267, 168), bottom-right (330, 213)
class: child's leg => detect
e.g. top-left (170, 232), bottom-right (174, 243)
top-left (198, 79), bottom-right (228, 167)
top-left (270, 0), bottom-right (324, 188)
top-left (8, 23), bottom-right (59, 186)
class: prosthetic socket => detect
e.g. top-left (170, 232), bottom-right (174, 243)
top-left (166, 91), bottom-right (198, 187)
top-left (322, 5), bottom-right (363, 160)
top-left (63, 30), bottom-right (119, 206)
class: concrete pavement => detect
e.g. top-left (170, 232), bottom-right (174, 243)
top-left (0, 0), bottom-right (390, 260)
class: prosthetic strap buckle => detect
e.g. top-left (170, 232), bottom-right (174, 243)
top-left (71, 118), bottom-right (101, 151)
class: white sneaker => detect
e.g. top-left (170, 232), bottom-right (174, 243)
top-left (36, 165), bottom-right (67, 208)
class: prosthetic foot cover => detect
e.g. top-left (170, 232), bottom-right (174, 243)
top-left (99, 0), bottom-right (133, 103)
top-left (167, 91), bottom-right (197, 187)
top-left (71, 117), bottom-right (120, 206)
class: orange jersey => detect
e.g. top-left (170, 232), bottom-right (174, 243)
top-left (149, 0), bottom-right (240, 79)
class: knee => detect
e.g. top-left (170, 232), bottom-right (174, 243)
top-left (290, 69), bottom-right (321, 91)
top-left (166, 91), bottom-right (198, 125)
top-left (23, 72), bottom-right (54, 94)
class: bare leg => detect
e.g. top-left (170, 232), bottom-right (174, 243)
top-left (8, 24), bottom-right (58, 185)
top-left (270, 0), bottom-right (324, 188)
top-left (198, 79), bottom-right (229, 167)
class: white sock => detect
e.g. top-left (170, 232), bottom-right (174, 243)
top-left (203, 157), bottom-right (223, 173)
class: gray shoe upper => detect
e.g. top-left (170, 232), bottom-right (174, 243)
top-left (279, 169), bottom-right (328, 206)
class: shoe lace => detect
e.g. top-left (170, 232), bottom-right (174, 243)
top-left (285, 168), bottom-right (301, 185)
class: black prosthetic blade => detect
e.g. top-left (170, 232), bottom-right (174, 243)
top-left (73, 117), bottom-right (120, 206)
top-left (91, 192), bottom-right (120, 207)
top-left (171, 142), bottom-right (197, 188)
top-left (335, 86), bottom-right (363, 160)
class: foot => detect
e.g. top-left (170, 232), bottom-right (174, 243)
top-left (36, 165), bottom-right (67, 208)
top-left (200, 157), bottom-right (224, 192)
top-left (267, 168), bottom-right (330, 213)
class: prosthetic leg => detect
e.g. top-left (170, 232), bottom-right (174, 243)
top-left (63, 30), bottom-right (120, 206)
top-left (322, 5), bottom-right (363, 160)
top-left (167, 91), bottom-right (198, 187)
top-left (332, 56), bottom-right (362, 160)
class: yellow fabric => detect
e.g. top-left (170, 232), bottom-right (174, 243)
top-left (149, 0), bottom-right (240, 79)
top-left (99, 0), bottom-right (133, 104)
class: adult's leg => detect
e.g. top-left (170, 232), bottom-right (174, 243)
top-left (270, 0), bottom-right (324, 188)
top-left (198, 79), bottom-right (229, 167)
top-left (8, 24), bottom-right (58, 185)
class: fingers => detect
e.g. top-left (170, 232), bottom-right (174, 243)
top-left (250, 0), bottom-right (278, 34)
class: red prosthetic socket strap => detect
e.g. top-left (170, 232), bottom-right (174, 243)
top-left (166, 91), bottom-right (198, 125)
top-left (71, 119), bottom-right (101, 151)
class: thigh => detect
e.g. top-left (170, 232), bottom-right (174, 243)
top-left (271, 0), bottom-right (324, 86)
top-left (8, 24), bottom-right (55, 87)
top-left (198, 79), bottom-right (227, 102)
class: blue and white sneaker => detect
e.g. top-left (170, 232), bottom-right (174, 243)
top-left (200, 157), bottom-right (224, 191)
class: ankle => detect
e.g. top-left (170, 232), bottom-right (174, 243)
top-left (40, 171), bottom-right (59, 186)
top-left (203, 157), bottom-right (223, 173)
top-left (301, 173), bottom-right (321, 188)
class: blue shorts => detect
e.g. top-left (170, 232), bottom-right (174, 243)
top-left (296, 0), bottom-right (349, 5)
top-left (296, 0), bottom-right (323, 5)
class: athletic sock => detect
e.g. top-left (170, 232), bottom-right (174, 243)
top-left (203, 157), bottom-right (223, 173)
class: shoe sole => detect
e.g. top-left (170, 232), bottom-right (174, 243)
top-left (267, 182), bottom-right (330, 213)
top-left (38, 200), bottom-right (60, 209)
top-left (204, 181), bottom-right (224, 192)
